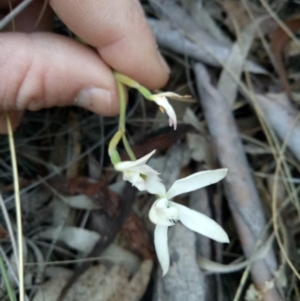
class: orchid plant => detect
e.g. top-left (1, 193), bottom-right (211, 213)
top-left (109, 72), bottom-right (229, 276)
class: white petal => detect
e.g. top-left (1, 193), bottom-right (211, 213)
top-left (153, 92), bottom-right (183, 99)
top-left (166, 168), bottom-right (228, 199)
top-left (145, 174), bottom-right (167, 196)
top-left (171, 202), bottom-right (229, 243)
top-left (123, 170), bottom-right (140, 184)
top-left (152, 96), bottom-right (177, 130)
top-left (154, 225), bottom-right (170, 276)
top-left (130, 165), bottom-right (160, 175)
top-left (131, 177), bottom-right (147, 191)
top-left (149, 199), bottom-right (178, 226)
top-left (114, 150), bottom-right (156, 171)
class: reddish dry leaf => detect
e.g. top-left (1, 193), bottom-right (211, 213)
top-left (223, 0), bottom-right (253, 31)
top-left (121, 212), bottom-right (154, 260)
top-left (48, 176), bottom-right (119, 217)
top-left (270, 17), bottom-right (300, 101)
top-left (3, 179), bottom-right (34, 193)
top-left (0, 225), bottom-right (8, 239)
top-left (122, 124), bottom-right (196, 160)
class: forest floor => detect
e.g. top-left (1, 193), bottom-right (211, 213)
top-left (1, 0), bottom-right (300, 300)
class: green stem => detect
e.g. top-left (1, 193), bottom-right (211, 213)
top-left (114, 72), bottom-right (140, 89)
top-left (114, 72), bottom-right (152, 99)
top-left (118, 81), bottom-right (126, 131)
top-left (137, 86), bottom-right (152, 99)
top-left (108, 81), bottom-right (127, 165)
top-left (108, 130), bottom-right (122, 164)
top-left (0, 255), bottom-right (16, 301)
top-left (122, 135), bottom-right (136, 161)
top-left (117, 79), bottom-right (137, 161)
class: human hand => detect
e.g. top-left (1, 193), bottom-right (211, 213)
top-left (0, 0), bottom-right (170, 133)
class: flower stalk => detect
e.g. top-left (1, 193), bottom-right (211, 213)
top-left (117, 81), bottom-right (126, 131)
top-left (108, 131), bottom-right (122, 165)
top-left (114, 71), bottom-right (152, 99)
top-left (108, 79), bottom-right (136, 164)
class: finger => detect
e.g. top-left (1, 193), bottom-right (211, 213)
top-left (0, 0), bottom-right (56, 134)
top-left (0, 32), bottom-right (120, 116)
top-left (49, 0), bottom-right (170, 90)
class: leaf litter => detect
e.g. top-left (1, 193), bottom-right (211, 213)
top-left (2, 1), bottom-right (300, 301)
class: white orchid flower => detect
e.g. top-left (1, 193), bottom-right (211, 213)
top-left (148, 168), bottom-right (229, 276)
top-left (114, 150), bottom-right (162, 193)
top-left (148, 92), bottom-right (191, 130)
top-left (149, 94), bottom-right (177, 130)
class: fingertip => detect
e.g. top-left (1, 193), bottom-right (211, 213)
top-left (49, 0), bottom-right (170, 90)
top-left (98, 34), bottom-right (170, 90)
top-left (75, 86), bottom-right (120, 117)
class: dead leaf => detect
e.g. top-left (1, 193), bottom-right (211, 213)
top-left (48, 176), bottom-right (119, 217)
top-left (101, 244), bottom-right (140, 274)
top-left (182, 0), bottom-right (231, 46)
top-left (0, 224), bottom-right (8, 238)
top-left (34, 227), bottom-right (100, 255)
top-left (223, 0), bottom-right (252, 31)
top-left (218, 17), bottom-right (267, 106)
top-left (109, 260), bottom-right (153, 301)
top-left (270, 17), bottom-right (300, 100)
top-left (121, 212), bottom-right (154, 260)
top-left (183, 108), bottom-right (205, 133)
top-left (61, 194), bottom-right (101, 210)
top-left (33, 261), bottom-right (152, 301)
top-left (255, 92), bottom-right (300, 162)
top-left (125, 124), bottom-right (196, 161)
top-left (52, 197), bottom-right (75, 227)
top-left (186, 133), bottom-right (214, 168)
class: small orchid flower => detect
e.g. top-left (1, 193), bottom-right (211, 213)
top-left (148, 93), bottom-right (178, 130)
top-left (148, 168), bottom-right (229, 276)
top-left (148, 92), bottom-right (191, 130)
top-left (114, 150), bottom-right (162, 193)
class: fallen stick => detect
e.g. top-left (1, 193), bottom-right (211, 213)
top-left (148, 1), bottom-right (266, 73)
top-left (190, 187), bottom-right (217, 301)
top-left (195, 63), bottom-right (283, 301)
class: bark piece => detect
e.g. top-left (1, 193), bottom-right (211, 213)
top-left (190, 188), bottom-right (217, 301)
top-left (194, 63), bottom-right (283, 301)
top-left (153, 224), bottom-right (206, 301)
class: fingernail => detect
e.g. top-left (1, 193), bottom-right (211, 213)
top-left (75, 87), bottom-right (111, 114)
top-left (158, 51), bottom-right (170, 74)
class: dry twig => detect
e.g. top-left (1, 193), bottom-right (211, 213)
top-left (148, 0), bottom-right (266, 73)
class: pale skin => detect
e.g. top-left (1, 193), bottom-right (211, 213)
top-left (0, 0), bottom-right (170, 133)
